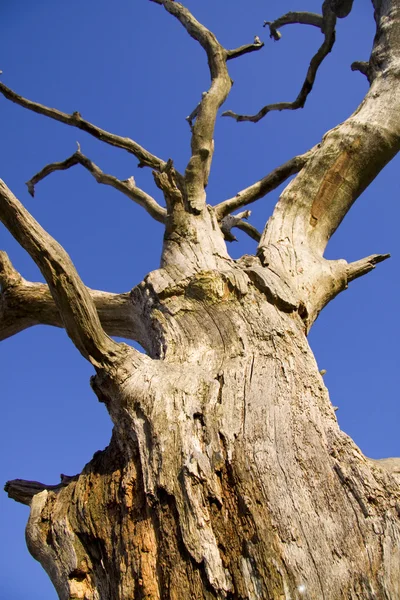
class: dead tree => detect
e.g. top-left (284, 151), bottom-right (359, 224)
top-left (1, 1), bottom-right (400, 598)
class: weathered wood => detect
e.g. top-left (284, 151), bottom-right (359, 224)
top-left (0, 180), bottom-right (126, 369)
top-left (0, 82), bottom-right (167, 170)
top-left (9, 270), bottom-right (400, 598)
top-left (2, 1), bottom-right (400, 598)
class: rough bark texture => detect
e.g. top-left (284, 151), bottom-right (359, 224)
top-left (2, 1), bottom-right (400, 599)
top-left (7, 263), bottom-right (400, 599)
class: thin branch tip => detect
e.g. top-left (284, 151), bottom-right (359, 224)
top-left (347, 253), bottom-right (390, 283)
top-left (263, 22), bottom-right (282, 41)
top-left (26, 180), bottom-right (35, 197)
top-left (221, 110), bottom-right (235, 120)
top-left (226, 39), bottom-right (265, 61)
top-left (373, 253), bottom-right (390, 263)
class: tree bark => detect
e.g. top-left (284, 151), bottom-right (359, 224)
top-left (2, 1), bottom-right (400, 598)
top-left (8, 264), bottom-right (400, 599)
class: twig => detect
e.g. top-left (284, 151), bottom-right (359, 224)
top-left (0, 81), bottom-right (167, 170)
top-left (226, 39), bottom-right (265, 61)
top-left (27, 146), bottom-right (167, 224)
top-left (222, 6), bottom-right (337, 123)
top-left (214, 148), bottom-right (316, 220)
top-left (265, 12), bottom-right (323, 39)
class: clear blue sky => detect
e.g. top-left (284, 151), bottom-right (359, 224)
top-left (0, 1), bottom-right (398, 598)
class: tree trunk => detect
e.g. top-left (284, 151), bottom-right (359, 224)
top-left (10, 260), bottom-right (400, 599)
top-left (2, 1), bottom-right (400, 598)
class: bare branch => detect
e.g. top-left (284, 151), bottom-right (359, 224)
top-left (214, 148), bottom-right (316, 221)
top-left (220, 211), bottom-right (261, 243)
top-left (222, 6), bottom-right (337, 123)
top-left (347, 254), bottom-right (390, 283)
top-left (27, 147), bottom-right (167, 224)
top-left (0, 265), bottom-right (149, 350)
top-left (26, 154), bottom-right (77, 196)
top-left (226, 39), bottom-right (264, 61)
top-left (235, 220), bottom-right (261, 243)
top-left (258, 0), bottom-right (400, 327)
top-left (5, 476), bottom-right (77, 506)
top-left (151, 0), bottom-right (232, 212)
top-left (0, 81), bottom-right (167, 170)
top-left (264, 12), bottom-right (324, 39)
top-left (0, 180), bottom-right (125, 368)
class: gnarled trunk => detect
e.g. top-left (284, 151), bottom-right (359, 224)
top-left (13, 262), bottom-right (400, 599)
top-left (2, 0), bottom-right (400, 598)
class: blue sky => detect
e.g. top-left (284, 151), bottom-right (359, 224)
top-left (0, 1), bottom-right (398, 598)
